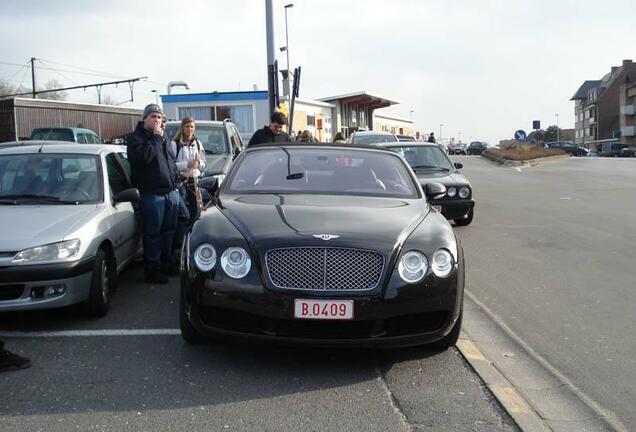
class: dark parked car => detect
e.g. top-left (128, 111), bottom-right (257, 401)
top-left (599, 143), bottom-right (629, 157)
top-left (620, 146), bottom-right (636, 157)
top-left (382, 143), bottom-right (474, 226)
top-left (164, 120), bottom-right (245, 190)
top-left (466, 141), bottom-right (488, 155)
top-left (547, 142), bottom-right (589, 157)
top-left (180, 144), bottom-right (465, 349)
top-left (396, 134), bottom-right (416, 142)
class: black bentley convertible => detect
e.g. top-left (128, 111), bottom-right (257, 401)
top-left (180, 144), bottom-right (465, 349)
top-left (380, 143), bottom-right (474, 226)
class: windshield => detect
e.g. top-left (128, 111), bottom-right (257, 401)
top-left (351, 134), bottom-right (398, 145)
top-left (30, 129), bottom-right (75, 142)
top-left (0, 154), bottom-right (102, 204)
top-left (166, 124), bottom-right (229, 155)
top-left (389, 146), bottom-right (455, 171)
top-left (226, 148), bottom-right (418, 198)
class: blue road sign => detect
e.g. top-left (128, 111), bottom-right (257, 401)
top-left (514, 130), bottom-right (527, 140)
top-left (533, 120), bottom-right (541, 130)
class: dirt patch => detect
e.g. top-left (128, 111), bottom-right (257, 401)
top-left (485, 145), bottom-right (567, 161)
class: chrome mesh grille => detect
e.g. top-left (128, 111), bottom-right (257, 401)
top-left (266, 247), bottom-right (384, 291)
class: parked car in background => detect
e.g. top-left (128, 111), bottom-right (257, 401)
top-left (0, 143), bottom-right (140, 316)
top-left (620, 146), bottom-right (636, 157)
top-left (599, 142), bottom-right (629, 157)
top-left (449, 143), bottom-right (467, 155)
top-left (349, 131), bottom-right (398, 145)
top-left (546, 141), bottom-right (589, 156)
top-left (164, 120), bottom-right (245, 189)
top-left (30, 127), bottom-right (102, 144)
top-left (382, 143), bottom-right (474, 226)
top-left (180, 144), bottom-right (465, 349)
top-left (396, 134), bottom-right (416, 142)
top-left (466, 141), bottom-right (489, 155)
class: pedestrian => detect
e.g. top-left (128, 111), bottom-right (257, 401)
top-left (0, 340), bottom-right (30, 372)
top-left (299, 130), bottom-right (314, 142)
top-left (248, 111), bottom-right (290, 146)
top-left (170, 117), bottom-right (206, 248)
top-left (427, 132), bottom-right (436, 143)
top-left (127, 104), bottom-right (180, 284)
top-left (333, 132), bottom-right (346, 143)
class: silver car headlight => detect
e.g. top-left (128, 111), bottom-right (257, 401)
top-left (13, 239), bottom-right (81, 263)
top-left (221, 247), bottom-right (251, 279)
top-left (398, 251), bottom-right (428, 283)
top-left (432, 249), bottom-right (454, 277)
top-left (194, 243), bottom-right (217, 272)
top-left (447, 187), bottom-right (457, 197)
top-left (458, 186), bottom-right (470, 199)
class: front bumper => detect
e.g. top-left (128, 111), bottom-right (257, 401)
top-left (0, 258), bottom-right (94, 312)
top-left (433, 198), bottom-right (474, 220)
top-left (182, 264), bottom-right (464, 348)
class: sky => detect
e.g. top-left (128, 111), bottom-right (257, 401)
top-left (1, 0), bottom-right (634, 143)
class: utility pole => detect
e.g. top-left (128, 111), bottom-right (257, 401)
top-left (30, 57), bottom-right (37, 99)
top-left (265, 0), bottom-right (277, 116)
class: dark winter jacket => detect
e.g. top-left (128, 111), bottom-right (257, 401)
top-left (248, 126), bottom-right (290, 147)
top-left (127, 122), bottom-right (178, 195)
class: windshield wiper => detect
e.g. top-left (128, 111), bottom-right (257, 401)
top-left (411, 165), bottom-right (450, 171)
top-left (0, 194), bottom-right (79, 204)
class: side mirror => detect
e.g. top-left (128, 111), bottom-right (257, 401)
top-left (454, 162), bottom-right (463, 169)
top-left (424, 182), bottom-right (446, 201)
top-left (114, 188), bottom-right (140, 204)
top-left (198, 175), bottom-right (221, 195)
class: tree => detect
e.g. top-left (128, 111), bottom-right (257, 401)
top-left (0, 79), bottom-right (27, 98)
top-left (527, 125), bottom-right (562, 144)
top-left (37, 79), bottom-right (68, 101)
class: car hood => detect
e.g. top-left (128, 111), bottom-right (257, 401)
top-left (415, 171), bottom-right (469, 186)
top-left (0, 205), bottom-right (96, 252)
top-left (203, 154), bottom-right (229, 177)
top-left (218, 194), bottom-right (428, 255)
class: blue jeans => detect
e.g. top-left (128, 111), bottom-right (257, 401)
top-left (139, 190), bottom-right (179, 272)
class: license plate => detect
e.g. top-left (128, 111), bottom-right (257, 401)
top-left (433, 205), bottom-right (442, 212)
top-left (294, 299), bottom-right (354, 320)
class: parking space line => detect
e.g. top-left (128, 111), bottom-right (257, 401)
top-left (0, 329), bottom-right (180, 337)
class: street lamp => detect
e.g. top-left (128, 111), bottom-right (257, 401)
top-left (409, 110), bottom-right (414, 119)
top-left (555, 113), bottom-right (560, 141)
top-left (439, 123), bottom-right (444, 143)
top-left (151, 89), bottom-right (158, 104)
top-left (283, 3), bottom-right (294, 76)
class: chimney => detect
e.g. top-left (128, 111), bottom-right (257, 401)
top-left (253, 84), bottom-right (258, 91)
top-left (623, 59), bottom-right (633, 66)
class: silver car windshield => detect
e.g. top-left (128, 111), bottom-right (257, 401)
top-left (0, 154), bottom-right (102, 204)
top-left (226, 148), bottom-right (419, 198)
top-left (351, 134), bottom-right (398, 145)
top-left (166, 125), bottom-right (229, 155)
top-left (389, 146), bottom-right (455, 171)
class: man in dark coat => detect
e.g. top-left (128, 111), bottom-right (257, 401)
top-left (248, 111), bottom-right (290, 146)
top-left (127, 104), bottom-right (180, 284)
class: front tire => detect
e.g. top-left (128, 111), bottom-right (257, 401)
top-left (180, 291), bottom-right (205, 344)
top-left (454, 208), bottom-right (473, 226)
top-left (83, 248), bottom-right (112, 317)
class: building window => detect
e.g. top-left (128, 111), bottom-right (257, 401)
top-left (307, 115), bottom-right (315, 126)
top-left (179, 107), bottom-right (212, 121)
top-left (214, 105), bottom-right (254, 133)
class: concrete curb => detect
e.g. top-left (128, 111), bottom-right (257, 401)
top-left (457, 291), bottom-right (625, 432)
top-left (481, 152), bottom-right (571, 168)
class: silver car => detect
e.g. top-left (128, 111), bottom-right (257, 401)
top-left (0, 143), bottom-right (140, 316)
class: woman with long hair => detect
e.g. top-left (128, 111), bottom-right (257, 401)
top-left (170, 117), bottom-right (206, 251)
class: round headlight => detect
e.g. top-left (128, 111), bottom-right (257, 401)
top-left (432, 249), bottom-right (454, 277)
top-left (447, 187), bottom-right (457, 197)
top-left (459, 186), bottom-right (470, 199)
top-left (398, 251), bottom-right (428, 283)
top-left (194, 243), bottom-right (216, 272)
top-left (221, 247), bottom-right (251, 279)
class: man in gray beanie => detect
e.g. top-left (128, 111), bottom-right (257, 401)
top-left (127, 104), bottom-right (180, 284)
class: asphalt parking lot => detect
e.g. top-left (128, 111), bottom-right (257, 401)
top-left (0, 260), bottom-right (517, 432)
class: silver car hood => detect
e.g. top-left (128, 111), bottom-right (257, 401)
top-left (0, 205), bottom-right (98, 252)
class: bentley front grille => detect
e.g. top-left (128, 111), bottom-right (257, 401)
top-left (265, 247), bottom-right (384, 291)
